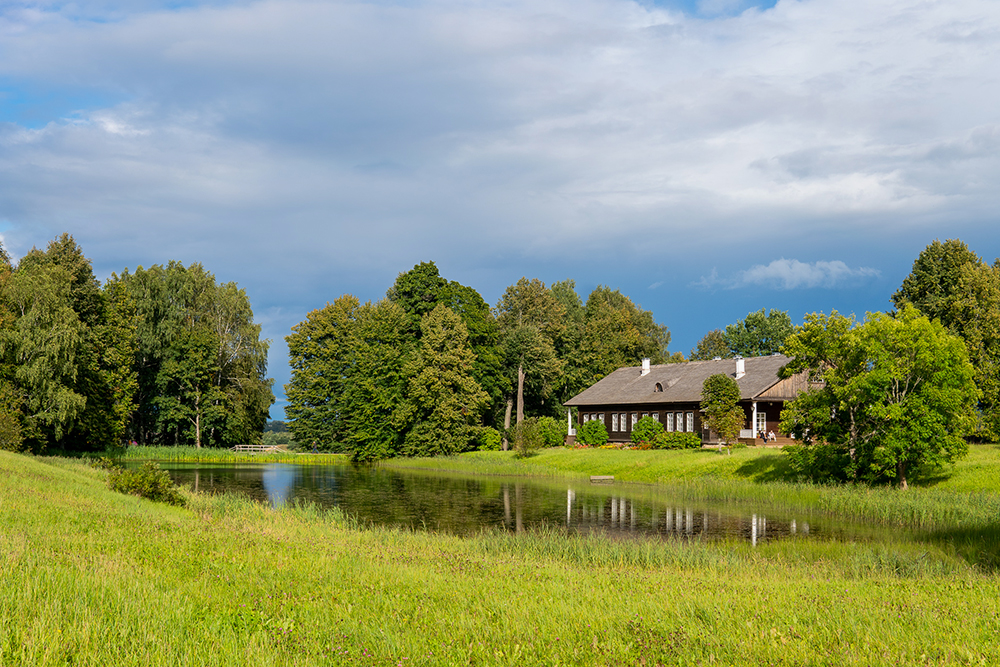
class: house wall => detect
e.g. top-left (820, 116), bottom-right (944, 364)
top-left (577, 403), bottom-right (703, 442)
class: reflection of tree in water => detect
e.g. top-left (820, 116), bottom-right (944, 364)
top-left (157, 462), bottom-right (822, 544)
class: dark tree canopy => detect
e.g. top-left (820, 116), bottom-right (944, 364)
top-left (690, 329), bottom-right (729, 361)
top-left (723, 309), bottom-right (794, 358)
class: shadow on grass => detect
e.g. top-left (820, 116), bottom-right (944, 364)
top-left (733, 451), bottom-right (796, 483)
top-left (921, 524), bottom-right (1000, 573)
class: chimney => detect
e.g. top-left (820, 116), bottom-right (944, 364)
top-left (735, 356), bottom-right (745, 380)
top-left (641, 358), bottom-right (651, 376)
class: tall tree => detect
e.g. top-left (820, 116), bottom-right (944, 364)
top-left (340, 300), bottom-right (412, 462)
top-left (723, 309), bottom-right (794, 358)
top-left (495, 278), bottom-right (566, 436)
top-left (285, 295), bottom-right (361, 450)
top-left (578, 286), bottom-right (667, 383)
top-left (780, 306), bottom-right (978, 488)
top-left (399, 304), bottom-right (488, 457)
top-left (892, 239), bottom-right (1000, 439)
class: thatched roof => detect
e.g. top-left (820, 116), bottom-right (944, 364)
top-left (564, 355), bottom-right (791, 407)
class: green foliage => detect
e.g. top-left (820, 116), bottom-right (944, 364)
top-left (782, 444), bottom-right (851, 483)
top-left (701, 373), bottom-right (744, 446)
top-left (649, 431), bottom-right (702, 449)
top-left (689, 329), bottom-right (729, 360)
top-left (114, 261), bottom-right (273, 448)
top-left (535, 416), bottom-right (565, 448)
top-left (723, 308), bottom-right (794, 358)
top-left (630, 415), bottom-right (664, 444)
top-left (107, 462), bottom-right (185, 506)
top-left (285, 294), bottom-right (360, 449)
top-left (399, 305), bottom-right (489, 459)
top-left (781, 306), bottom-right (979, 488)
top-left (262, 431), bottom-right (295, 447)
top-left (576, 419), bottom-right (608, 446)
top-left (510, 417), bottom-right (544, 458)
top-left (893, 239), bottom-right (1000, 440)
top-left (477, 426), bottom-right (502, 451)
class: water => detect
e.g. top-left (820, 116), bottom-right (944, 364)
top-left (155, 461), bottom-right (838, 545)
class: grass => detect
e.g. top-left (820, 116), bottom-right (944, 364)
top-left (3, 450), bottom-right (1000, 665)
top-left (114, 445), bottom-right (349, 465)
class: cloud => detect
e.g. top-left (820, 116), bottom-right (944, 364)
top-left (698, 259), bottom-right (880, 290)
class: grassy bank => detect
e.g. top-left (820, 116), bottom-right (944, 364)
top-left (3, 451), bottom-right (1000, 666)
top-left (115, 445), bottom-right (349, 465)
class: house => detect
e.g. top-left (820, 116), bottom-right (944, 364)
top-left (563, 354), bottom-right (811, 444)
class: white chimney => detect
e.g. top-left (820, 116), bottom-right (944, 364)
top-left (641, 358), bottom-right (651, 376)
top-left (735, 356), bottom-right (745, 379)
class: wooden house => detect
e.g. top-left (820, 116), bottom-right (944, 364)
top-left (563, 354), bottom-right (811, 445)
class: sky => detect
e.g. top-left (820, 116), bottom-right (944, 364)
top-left (2, 0), bottom-right (999, 419)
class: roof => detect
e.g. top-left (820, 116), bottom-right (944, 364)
top-left (563, 355), bottom-right (792, 407)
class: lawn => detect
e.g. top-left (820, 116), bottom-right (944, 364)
top-left (2, 450), bottom-right (1000, 666)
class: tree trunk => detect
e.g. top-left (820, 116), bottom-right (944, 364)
top-left (516, 364), bottom-right (525, 424)
top-left (194, 390), bottom-right (202, 449)
top-left (502, 397), bottom-right (513, 451)
top-left (897, 461), bottom-right (908, 490)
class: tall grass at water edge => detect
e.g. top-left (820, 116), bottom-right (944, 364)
top-left (4, 450), bottom-right (1000, 666)
top-left (112, 444), bottom-right (348, 465)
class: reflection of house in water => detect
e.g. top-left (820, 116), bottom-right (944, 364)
top-left (564, 354), bottom-right (813, 445)
top-left (553, 487), bottom-right (810, 545)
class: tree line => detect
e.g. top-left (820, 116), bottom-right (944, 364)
top-left (0, 235), bottom-right (273, 453)
top-left (284, 262), bottom-right (673, 460)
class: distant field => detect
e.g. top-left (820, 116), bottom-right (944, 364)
top-left (2, 450), bottom-right (1000, 666)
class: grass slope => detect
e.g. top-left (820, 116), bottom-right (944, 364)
top-left (3, 451), bottom-right (1000, 666)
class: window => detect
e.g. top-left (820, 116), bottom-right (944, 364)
top-left (666, 413), bottom-right (674, 432)
top-left (631, 413), bottom-right (638, 430)
top-left (652, 412), bottom-right (659, 422)
top-left (642, 413), bottom-right (649, 420)
top-left (654, 383), bottom-right (663, 392)
top-left (756, 411), bottom-right (766, 433)
top-left (686, 412), bottom-right (695, 432)
top-left (612, 413), bottom-right (619, 432)
top-left (676, 412), bottom-right (684, 431)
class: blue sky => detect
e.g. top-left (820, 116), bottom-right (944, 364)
top-left (2, 0), bottom-right (999, 419)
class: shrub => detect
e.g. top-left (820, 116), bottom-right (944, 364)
top-left (478, 426), bottom-right (502, 451)
top-left (536, 417), bottom-right (565, 448)
top-left (510, 418), bottom-right (544, 458)
top-left (649, 431), bottom-right (702, 450)
top-left (631, 416), bottom-right (664, 444)
top-left (577, 419), bottom-right (608, 446)
top-left (263, 431), bottom-right (295, 448)
top-left (108, 462), bottom-right (186, 506)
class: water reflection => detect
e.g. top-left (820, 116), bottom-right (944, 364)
top-left (156, 462), bottom-right (820, 545)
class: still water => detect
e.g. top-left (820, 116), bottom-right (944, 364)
top-left (157, 462), bottom-right (843, 545)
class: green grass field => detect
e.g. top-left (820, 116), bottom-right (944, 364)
top-left (3, 450), bottom-right (1000, 666)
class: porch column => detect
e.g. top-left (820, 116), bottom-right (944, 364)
top-left (751, 401), bottom-right (758, 437)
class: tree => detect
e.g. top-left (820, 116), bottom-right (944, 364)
top-left (399, 304), bottom-right (489, 457)
top-left (701, 373), bottom-right (743, 450)
top-left (690, 329), bottom-right (729, 361)
top-left (578, 286), bottom-right (668, 382)
top-left (340, 300), bottom-right (412, 462)
top-left (285, 295), bottom-right (361, 450)
top-left (723, 309), bottom-right (794, 358)
top-left (155, 328), bottom-right (225, 448)
top-left (893, 239), bottom-right (1000, 439)
top-left (495, 278), bottom-right (566, 439)
top-left (780, 306), bottom-right (978, 488)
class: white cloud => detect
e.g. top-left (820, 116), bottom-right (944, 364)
top-left (698, 259), bottom-right (881, 290)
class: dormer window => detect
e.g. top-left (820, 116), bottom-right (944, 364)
top-left (654, 382), bottom-right (663, 392)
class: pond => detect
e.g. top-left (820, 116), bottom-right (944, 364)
top-left (154, 461), bottom-right (854, 545)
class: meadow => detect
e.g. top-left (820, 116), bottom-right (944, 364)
top-left (3, 449), bottom-right (1000, 666)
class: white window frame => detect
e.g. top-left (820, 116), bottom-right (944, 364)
top-left (686, 412), bottom-right (695, 432)
top-left (631, 413), bottom-right (638, 430)
top-left (612, 413), bottom-right (619, 432)
top-left (666, 413), bottom-right (674, 432)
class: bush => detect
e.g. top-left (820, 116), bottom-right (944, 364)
top-left (510, 418), bottom-right (544, 458)
top-left (263, 431), bottom-right (295, 448)
top-left (536, 416), bottom-right (565, 448)
top-left (630, 416), bottom-right (664, 444)
top-left (478, 426), bottom-right (502, 451)
top-left (649, 431), bottom-right (702, 450)
top-left (577, 419), bottom-right (608, 446)
top-left (108, 462), bottom-right (186, 506)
